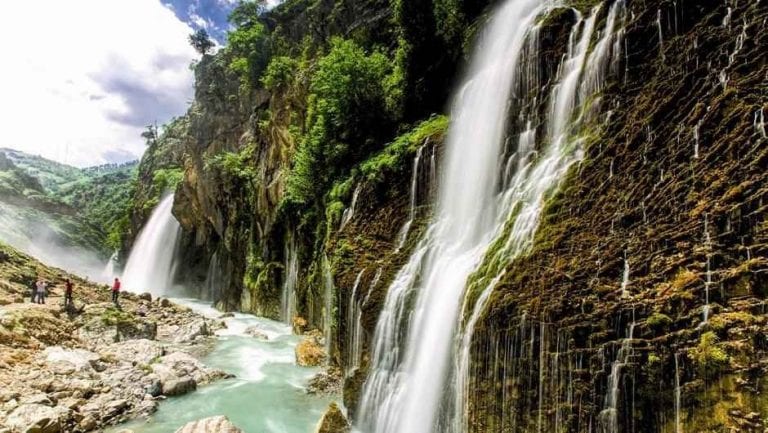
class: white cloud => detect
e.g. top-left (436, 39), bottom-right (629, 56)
top-left (0, 0), bottom-right (198, 167)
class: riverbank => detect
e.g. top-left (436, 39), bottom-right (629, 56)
top-left (0, 243), bottom-right (229, 432)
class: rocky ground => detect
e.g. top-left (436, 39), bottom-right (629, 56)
top-left (0, 243), bottom-right (230, 432)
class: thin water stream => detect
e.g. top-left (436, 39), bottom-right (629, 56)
top-left (115, 299), bottom-right (334, 433)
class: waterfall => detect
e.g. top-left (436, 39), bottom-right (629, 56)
top-left (395, 143), bottom-right (426, 251)
top-left (702, 214), bottom-right (713, 324)
top-left (357, 0), bottom-right (627, 431)
top-left (281, 236), bottom-right (298, 324)
top-left (339, 183), bottom-right (362, 231)
top-left (453, 1), bottom-right (626, 431)
top-left (203, 252), bottom-right (222, 301)
top-left (674, 352), bottom-right (683, 433)
top-left (346, 269), bottom-right (366, 377)
top-left (755, 108), bottom-right (766, 139)
top-left (122, 195), bottom-right (182, 295)
top-left (322, 254), bottom-right (334, 359)
top-left (102, 252), bottom-right (118, 281)
top-left (621, 252), bottom-right (630, 298)
top-left (598, 316), bottom-right (636, 433)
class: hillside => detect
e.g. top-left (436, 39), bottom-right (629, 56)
top-left (0, 241), bottom-right (227, 431)
top-left (0, 149), bottom-right (138, 276)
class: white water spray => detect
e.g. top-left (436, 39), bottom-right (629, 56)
top-left (340, 183), bottom-right (362, 231)
top-left (122, 195), bottom-right (182, 295)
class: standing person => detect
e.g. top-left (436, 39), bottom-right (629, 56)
top-left (64, 278), bottom-right (74, 309)
top-left (112, 277), bottom-right (121, 305)
top-left (35, 278), bottom-right (47, 304)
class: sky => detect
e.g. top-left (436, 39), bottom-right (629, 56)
top-left (0, 0), bottom-right (246, 167)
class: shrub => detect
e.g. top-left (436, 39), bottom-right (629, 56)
top-left (690, 331), bottom-right (730, 376)
top-left (286, 38), bottom-right (394, 205)
top-left (646, 312), bottom-right (673, 331)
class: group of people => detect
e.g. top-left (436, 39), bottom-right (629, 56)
top-left (31, 276), bottom-right (122, 308)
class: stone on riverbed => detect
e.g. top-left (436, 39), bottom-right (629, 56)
top-left (295, 336), bottom-right (326, 367)
top-left (174, 415), bottom-right (243, 433)
top-left (243, 326), bottom-right (268, 340)
top-left (5, 403), bottom-right (70, 433)
top-left (315, 402), bottom-right (350, 433)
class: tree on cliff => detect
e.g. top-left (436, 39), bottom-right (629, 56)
top-left (189, 29), bottom-right (214, 55)
top-left (141, 124), bottom-right (158, 146)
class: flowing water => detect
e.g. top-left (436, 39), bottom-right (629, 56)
top-left (122, 195), bottom-right (182, 295)
top-left (282, 236), bottom-right (298, 324)
top-left (357, 0), bottom-right (628, 431)
top-left (115, 299), bottom-right (333, 433)
top-left (102, 252), bottom-right (118, 281)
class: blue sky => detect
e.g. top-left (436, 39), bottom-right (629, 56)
top-left (0, 0), bottom-right (266, 167)
top-left (163, 0), bottom-right (238, 44)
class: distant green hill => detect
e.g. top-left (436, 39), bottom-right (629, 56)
top-left (0, 149), bottom-right (138, 267)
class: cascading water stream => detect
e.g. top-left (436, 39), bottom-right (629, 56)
top-left (102, 251), bottom-right (118, 281)
top-left (598, 313), bottom-right (636, 433)
top-left (357, 2), bottom-right (551, 431)
top-left (395, 143), bottom-right (426, 251)
top-left (339, 183), bottom-right (362, 231)
top-left (122, 195), bottom-right (182, 295)
top-left (453, 2), bottom-right (627, 431)
top-left (203, 252), bottom-right (222, 301)
top-left (346, 269), bottom-right (366, 377)
top-left (282, 236), bottom-right (298, 324)
top-left (357, 0), bottom-right (626, 431)
top-left (322, 254), bottom-right (334, 359)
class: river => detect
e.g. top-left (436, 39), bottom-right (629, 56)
top-left (113, 298), bottom-right (335, 433)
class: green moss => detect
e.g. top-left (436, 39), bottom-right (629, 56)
top-left (101, 307), bottom-right (135, 326)
top-left (646, 312), bottom-right (673, 330)
top-left (691, 331), bottom-right (730, 377)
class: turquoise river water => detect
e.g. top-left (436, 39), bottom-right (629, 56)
top-left (113, 299), bottom-right (335, 432)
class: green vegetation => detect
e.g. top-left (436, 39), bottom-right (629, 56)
top-left (100, 306), bottom-right (135, 326)
top-left (646, 312), bottom-right (673, 331)
top-left (691, 331), bottom-right (730, 376)
top-left (286, 38), bottom-right (397, 205)
top-left (189, 29), bottom-right (215, 55)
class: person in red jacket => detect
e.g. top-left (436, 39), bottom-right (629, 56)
top-left (112, 278), bottom-right (121, 305)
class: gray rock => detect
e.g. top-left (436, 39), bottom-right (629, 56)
top-left (77, 415), bottom-right (97, 431)
top-left (139, 293), bottom-right (152, 302)
top-left (174, 415), bottom-right (243, 433)
top-left (116, 319), bottom-right (157, 341)
top-left (5, 404), bottom-right (69, 433)
top-left (173, 320), bottom-right (210, 343)
top-left (161, 377), bottom-right (197, 396)
top-left (243, 326), bottom-right (268, 340)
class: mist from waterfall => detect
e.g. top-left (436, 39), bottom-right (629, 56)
top-left (122, 195), bottom-right (182, 295)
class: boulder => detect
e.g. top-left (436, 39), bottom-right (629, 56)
top-left (116, 319), bottom-right (157, 341)
top-left (243, 326), bottom-right (268, 340)
top-left (43, 347), bottom-right (99, 374)
top-left (315, 402), bottom-right (350, 433)
top-left (5, 404), bottom-right (69, 433)
top-left (292, 316), bottom-right (307, 334)
top-left (173, 319), bottom-right (210, 343)
top-left (102, 339), bottom-right (164, 365)
top-left (161, 377), bottom-right (197, 396)
top-left (296, 337), bottom-right (327, 367)
top-left (307, 367), bottom-right (342, 395)
top-left (138, 293), bottom-right (152, 302)
top-left (174, 415), bottom-right (243, 433)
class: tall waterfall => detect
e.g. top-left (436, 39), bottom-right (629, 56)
top-left (357, 1), bottom-right (627, 432)
top-left (122, 195), bottom-right (182, 295)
